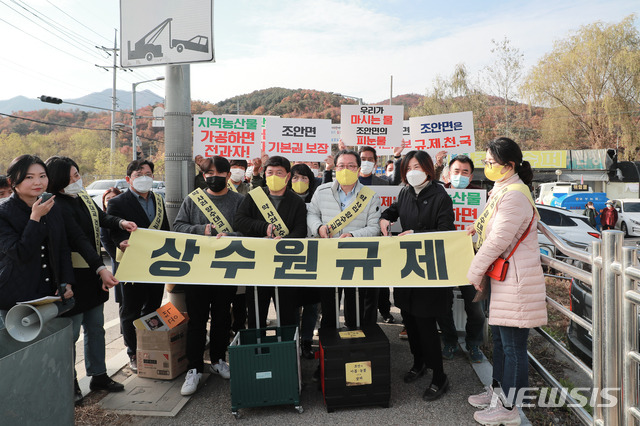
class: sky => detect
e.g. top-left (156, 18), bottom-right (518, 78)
top-left (0, 0), bottom-right (638, 109)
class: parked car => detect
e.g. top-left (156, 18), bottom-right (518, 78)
top-left (536, 204), bottom-right (601, 258)
top-left (152, 181), bottom-right (165, 199)
top-left (567, 276), bottom-right (594, 364)
top-left (611, 198), bottom-right (640, 237)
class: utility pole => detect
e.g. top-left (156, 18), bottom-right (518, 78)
top-left (96, 29), bottom-right (120, 178)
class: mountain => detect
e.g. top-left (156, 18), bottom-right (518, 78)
top-left (0, 89), bottom-right (164, 114)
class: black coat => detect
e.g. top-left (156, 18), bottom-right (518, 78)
top-left (234, 187), bottom-right (308, 238)
top-left (55, 194), bottom-right (123, 315)
top-left (0, 193), bottom-right (75, 310)
top-left (380, 182), bottom-right (455, 318)
top-left (106, 189), bottom-right (171, 249)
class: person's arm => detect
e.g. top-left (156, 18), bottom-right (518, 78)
top-left (286, 195), bottom-right (309, 238)
top-left (435, 192), bottom-right (456, 231)
top-left (233, 192), bottom-right (269, 237)
top-left (173, 198), bottom-right (207, 235)
top-left (306, 189), bottom-right (325, 237)
top-left (349, 194), bottom-right (382, 238)
top-left (106, 196), bottom-right (130, 250)
top-left (0, 214), bottom-right (47, 263)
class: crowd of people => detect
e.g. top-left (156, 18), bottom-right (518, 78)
top-left (0, 137), bottom-right (546, 425)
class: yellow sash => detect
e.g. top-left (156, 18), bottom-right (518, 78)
top-left (327, 186), bottom-right (376, 237)
top-left (187, 188), bottom-right (234, 234)
top-left (248, 187), bottom-right (290, 237)
top-left (116, 192), bottom-right (165, 263)
top-left (71, 191), bottom-right (101, 268)
top-left (474, 183), bottom-right (538, 250)
top-left (227, 181), bottom-right (238, 192)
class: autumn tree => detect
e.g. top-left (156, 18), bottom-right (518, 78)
top-left (522, 14), bottom-right (640, 157)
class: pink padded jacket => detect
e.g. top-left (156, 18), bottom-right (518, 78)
top-left (467, 174), bottom-right (547, 328)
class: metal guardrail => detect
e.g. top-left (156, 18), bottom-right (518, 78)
top-left (537, 222), bottom-right (640, 425)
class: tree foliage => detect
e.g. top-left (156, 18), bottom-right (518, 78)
top-left (522, 14), bottom-right (640, 157)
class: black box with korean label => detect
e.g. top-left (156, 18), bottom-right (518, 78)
top-left (318, 324), bottom-right (390, 412)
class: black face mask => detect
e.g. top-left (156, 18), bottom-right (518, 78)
top-left (206, 176), bottom-right (227, 193)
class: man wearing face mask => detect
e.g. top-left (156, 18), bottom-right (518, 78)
top-left (235, 156), bottom-right (308, 330)
top-left (107, 159), bottom-right (171, 372)
top-left (437, 155), bottom-right (486, 363)
top-left (308, 150), bottom-right (382, 330)
top-left (173, 156), bottom-right (244, 395)
top-left (228, 159), bottom-right (250, 195)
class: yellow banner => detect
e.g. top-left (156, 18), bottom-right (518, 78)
top-left (115, 228), bottom-right (474, 288)
top-left (468, 150), bottom-right (567, 169)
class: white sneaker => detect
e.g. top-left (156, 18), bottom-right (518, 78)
top-left (210, 359), bottom-right (231, 379)
top-left (473, 399), bottom-right (521, 426)
top-left (180, 368), bottom-right (202, 396)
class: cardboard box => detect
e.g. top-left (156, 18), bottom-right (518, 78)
top-left (136, 315), bottom-right (188, 380)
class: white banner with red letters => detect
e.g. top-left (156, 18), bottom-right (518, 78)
top-left (341, 105), bottom-right (404, 148)
top-left (193, 114), bottom-right (262, 160)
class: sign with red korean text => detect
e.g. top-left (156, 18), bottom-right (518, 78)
top-left (445, 188), bottom-right (486, 231)
top-left (378, 120), bottom-right (412, 155)
top-left (341, 105), bottom-right (404, 148)
top-left (193, 114), bottom-right (261, 160)
top-left (409, 111), bottom-right (475, 156)
top-left (264, 118), bottom-right (332, 161)
top-left (371, 185), bottom-right (402, 233)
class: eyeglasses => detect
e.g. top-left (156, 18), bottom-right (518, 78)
top-left (335, 165), bottom-right (359, 171)
top-left (480, 159), bottom-right (499, 168)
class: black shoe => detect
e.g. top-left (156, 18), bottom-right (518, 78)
top-left (90, 374), bottom-right (125, 392)
top-left (302, 341), bottom-right (315, 360)
top-left (422, 376), bottom-right (449, 401)
top-left (74, 379), bottom-right (84, 406)
top-left (403, 365), bottom-right (425, 383)
top-left (382, 313), bottom-right (395, 324)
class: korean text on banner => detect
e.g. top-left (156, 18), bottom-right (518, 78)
top-left (193, 114), bottom-right (262, 160)
top-left (116, 228), bottom-right (474, 288)
top-left (446, 188), bottom-right (487, 231)
top-left (263, 117), bottom-right (332, 161)
top-left (341, 105), bottom-right (404, 148)
top-left (378, 120), bottom-right (412, 156)
top-left (409, 111), bottom-right (475, 156)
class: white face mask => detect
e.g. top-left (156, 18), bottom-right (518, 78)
top-left (360, 161), bottom-right (375, 175)
top-left (386, 170), bottom-right (394, 177)
top-left (63, 178), bottom-right (84, 195)
top-left (230, 169), bottom-right (245, 182)
top-left (132, 176), bottom-right (153, 193)
top-left (311, 168), bottom-right (320, 177)
top-left (245, 166), bottom-right (254, 179)
top-left (406, 170), bottom-right (427, 187)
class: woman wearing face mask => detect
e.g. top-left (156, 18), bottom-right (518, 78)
top-left (288, 163), bottom-right (318, 203)
top-left (378, 150), bottom-right (454, 403)
top-left (466, 137), bottom-right (544, 426)
top-left (46, 156), bottom-right (137, 403)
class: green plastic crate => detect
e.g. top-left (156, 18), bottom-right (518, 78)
top-left (228, 325), bottom-right (302, 416)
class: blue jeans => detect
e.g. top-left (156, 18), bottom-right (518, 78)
top-left (71, 304), bottom-right (107, 377)
top-left (491, 325), bottom-right (530, 403)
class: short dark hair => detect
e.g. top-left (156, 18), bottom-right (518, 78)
top-left (289, 163), bottom-right (317, 193)
top-left (334, 150), bottom-right (361, 168)
top-left (7, 155), bottom-right (47, 189)
top-left (386, 160), bottom-right (394, 166)
top-left (264, 155), bottom-right (291, 173)
top-left (400, 150), bottom-right (436, 184)
top-left (126, 159), bottom-right (154, 177)
top-left (449, 154), bottom-right (474, 172)
top-left (199, 156), bottom-right (231, 174)
top-left (102, 187), bottom-right (122, 211)
top-left (358, 146), bottom-right (378, 162)
top-left (229, 159), bottom-right (248, 170)
top-left (0, 175), bottom-right (9, 188)
top-left (45, 156), bottom-right (80, 194)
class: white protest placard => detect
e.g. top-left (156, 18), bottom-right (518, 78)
top-left (341, 105), bottom-right (404, 148)
top-left (331, 124), bottom-right (341, 144)
top-left (378, 120), bottom-right (412, 156)
top-left (264, 118), bottom-right (332, 161)
top-left (445, 188), bottom-right (486, 231)
top-left (193, 114), bottom-right (261, 160)
top-left (409, 111), bottom-right (475, 156)
top-left (370, 185), bottom-right (403, 233)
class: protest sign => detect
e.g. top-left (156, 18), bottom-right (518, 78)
top-left (264, 117), bottom-right (332, 161)
top-left (409, 111), bottom-right (475, 156)
top-left (341, 105), bottom-right (404, 148)
top-left (116, 228), bottom-right (474, 288)
top-left (193, 114), bottom-right (262, 160)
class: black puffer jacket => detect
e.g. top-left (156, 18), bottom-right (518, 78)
top-left (380, 181), bottom-right (455, 318)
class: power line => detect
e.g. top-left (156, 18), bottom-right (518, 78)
top-left (0, 112), bottom-right (112, 131)
top-left (45, 0), bottom-right (111, 44)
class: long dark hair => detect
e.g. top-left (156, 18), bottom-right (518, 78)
top-left (487, 137), bottom-right (533, 185)
top-left (45, 156), bottom-right (80, 194)
top-left (400, 150), bottom-right (436, 184)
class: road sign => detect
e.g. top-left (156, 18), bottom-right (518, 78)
top-left (120, 0), bottom-right (214, 68)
